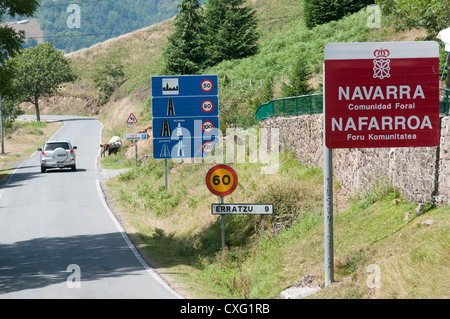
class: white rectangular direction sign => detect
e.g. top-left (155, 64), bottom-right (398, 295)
top-left (125, 133), bottom-right (150, 141)
top-left (211, 204), bottom-right (273, 215)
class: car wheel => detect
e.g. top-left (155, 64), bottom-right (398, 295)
top-left (71, 164), bottom-right (77, 172)
top-left (41, 166), bottom-right (46, 173)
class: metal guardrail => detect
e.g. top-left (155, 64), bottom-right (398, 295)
top-left (234, 88), bottom-right (450, 128)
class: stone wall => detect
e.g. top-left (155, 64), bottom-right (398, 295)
top-left (260, 114), bottom-right (450, 204)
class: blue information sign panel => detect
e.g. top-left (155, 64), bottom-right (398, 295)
top-left (152, 75), bottom-right (219, 159)
top-left (151, 75), bottom-right (218, 97)
top-left (152, 117), bottom-right (219, 139)
top-left (152, 96), bottom-right (219, 118)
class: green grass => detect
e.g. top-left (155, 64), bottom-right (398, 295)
top-left (103, 151), bottom-right (324, 297)
top-left (102, 146), bottom-right (449, 299)
top-left (99, 146), bottom-right (134, 169)
top-left (6, 119), bottom-right (47, 137)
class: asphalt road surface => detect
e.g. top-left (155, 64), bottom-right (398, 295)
top-left (0, 115), bottom-right (182, 299)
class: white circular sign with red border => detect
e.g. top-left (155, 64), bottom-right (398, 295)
top-left (202, 120), bottom-right (214, 133)
top-left (201, 79), bottom-right (214, 93)
top-left (202, 141), bottom-right (215, 154)
top-left (201, 100), bottom-right (214, 113)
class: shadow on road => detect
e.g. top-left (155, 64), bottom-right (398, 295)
top-left (0, 232), bottom-right (145, 295)
top-left (0, 167), bottom-right (89, 190)
top-left (0, 165), bottom-right (38, 173)
top-left (0, 167), bottom-right (42, 190)
top-left (43, 168), bottom-right (87, 173)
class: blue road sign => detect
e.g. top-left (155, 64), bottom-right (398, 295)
top-left (151, 75), bottom-right (218, 97)
top-left (152, 96), bottom-right (219, 118)
top-left (152, 75), bottom-right (219, 159)
top-left (153, 137), bottom-right (218, 159)
top-left (152, 117), bottom-right (219, 139)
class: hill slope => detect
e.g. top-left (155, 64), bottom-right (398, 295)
top-left (25, 0), bottom-right (449, 299)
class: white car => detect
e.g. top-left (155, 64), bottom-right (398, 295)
top-left (37, 140), bottom-right (77, 173)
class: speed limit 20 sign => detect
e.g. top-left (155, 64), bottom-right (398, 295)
top-left (206, 164), bottom-right (238, 197)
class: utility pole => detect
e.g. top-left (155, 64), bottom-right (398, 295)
top-left (0, 93), bottom-right (4, 155)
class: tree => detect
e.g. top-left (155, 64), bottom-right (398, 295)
top-left (376, 0), bottom-right (450, 87)
top-left (376, 0), bottom-right (449, 37)
top-left (163, 0), bottom-right (205, 74)
top-left (0, 60), bottom-right (23, 131)
top-left (281, 57), bottom-right (314, 97)
top-left (203, 0), bottom-right (259, 67)
top-left (0, 0), bottom-right (39, 96)
top-left (0, 1), bottom-right (39, 134)
top-left (304, 0), bottom-right (374, 29)
top-left (7, 42), bottom-right (77, 121)
top-left (92, 59), bottom-right (125, 104)
top-left (0, 0), bottom-right (39, 66)
top-left (23, 38), bottom-right (38, 49)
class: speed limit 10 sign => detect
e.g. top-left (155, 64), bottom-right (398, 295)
top-left (206, 164), bottom-right (238, 197)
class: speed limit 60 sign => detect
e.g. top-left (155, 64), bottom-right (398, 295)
top-left (206, 164), bottom-right (238, 197)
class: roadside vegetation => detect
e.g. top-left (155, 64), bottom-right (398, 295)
top-left (102, 150), bottom-right (449, 299)
top-left (0, 119), bottom-right (63, 182)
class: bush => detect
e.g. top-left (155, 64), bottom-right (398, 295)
top-left (281, 56), bottom-right (313, 97)
top-left (92, 60), bottom-right (125, 104)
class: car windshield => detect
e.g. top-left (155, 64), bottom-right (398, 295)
top-left (44, 142), bottom-right (70, 151)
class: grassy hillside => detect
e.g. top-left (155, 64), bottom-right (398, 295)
top-left (103, 156), bottom-right (449, 299)
top-left (25, 0), bottom-right (449, 299)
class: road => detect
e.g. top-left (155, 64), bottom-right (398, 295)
top-left (0, 115), bottom-right (182, 299)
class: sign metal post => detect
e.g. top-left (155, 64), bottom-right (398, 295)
top-left (124, 133), bottom-right (149, 167)
top-left (135, 141), bottom-right (138, 166)
top-left (323, 145), bottom-right (334, 286)
top-left (205, 164), bottom-right (238, 251)
top-left (165, 159), bottom-right (168, 190)
top-left (220, 196), bottom-right (225, 251)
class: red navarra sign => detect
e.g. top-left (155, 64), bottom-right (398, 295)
top-left (324, 41), bottom-right (440, 148)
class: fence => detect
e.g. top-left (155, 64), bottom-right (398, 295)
top-left (235, 87), bottom-right (450, 128)
top-left (441, 87), bottom-right (450, 115)
top-left (255, 93), bottom-right (323, 122)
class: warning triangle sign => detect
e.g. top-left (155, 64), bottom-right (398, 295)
top-left (126, 113), bottom-right (138, 124)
